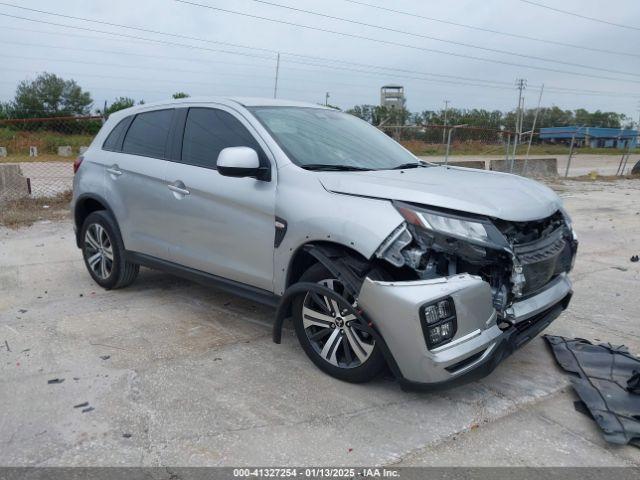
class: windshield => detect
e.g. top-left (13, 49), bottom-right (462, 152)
top-left (249, 107), bottom-right (423, 170)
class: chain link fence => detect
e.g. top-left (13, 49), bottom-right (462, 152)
top-left (0, 114), bottom-right (637, 226)
top-left (0, 116), bottom-right (101, 226)
top-left (0, 116), bottom-right (101, 202)
top-left (379, 124), bottom-right (639, 178)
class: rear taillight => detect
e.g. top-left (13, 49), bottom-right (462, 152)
top-left (73, 156), bottom-right (84, 174)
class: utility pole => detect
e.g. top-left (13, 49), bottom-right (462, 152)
top-left (442, 99), bottom-right (450, 145)
top-left (511, 78), bottom-right (527, 164)
top-left (515, 78), bottom-right (527, 142)
top-left (273, 52), bottom-right (280, 99)
top-left (524, 84), bottom-right (544, 171)
top-left (325, 92), bottom-right (330, 106)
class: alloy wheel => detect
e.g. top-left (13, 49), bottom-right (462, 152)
top-left (301, 279), bottom-right (375, 368)
top-left (84, 223), bottom-right (114, 280)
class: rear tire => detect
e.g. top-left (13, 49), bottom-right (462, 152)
top-left (292, 263), bottom-right (386, 383)
top-left (80, 210), bottom-right (139, 290)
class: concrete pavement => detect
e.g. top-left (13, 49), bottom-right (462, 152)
top-left (0, 179), bottom-right (639, 466)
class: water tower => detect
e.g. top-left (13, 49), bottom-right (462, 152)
top-left (380, 85), bottom-right (405, 109)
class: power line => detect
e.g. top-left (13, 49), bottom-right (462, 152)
top-left (0, 12), bottom-right (279, 61)
top-left (1, 67), bottom-right (636, 114)
top-left (0, 37), bottom-right (640, 102)
top-left (2, 9), bottom-right (640, 104)
top-left (0, 52), bottom-right (523, 96)
top-left (519, 0), bottom-right (640, 31)
top-left (3, 4), bottom-right (640, 89)
top-left (0, 66), bottom-right (277, 91)
top-left (244, 0), bottom-right (640, 73)
top-left (0, 6), bottom-right (518, 86)
top-left (0, 39), bottom-right (520, 91)
top-left (0, 2), bottom-right (277, 56)
top-left (0, 40), bottom-right (278, 70)
top-left (0, 12), bottom-right (558, 93)
top-left (3, 38), bottom-right (638, 100)
top-left (341, 0), bottom-right (640, 58)
top-left (174, 0), bottom-right (640, 79)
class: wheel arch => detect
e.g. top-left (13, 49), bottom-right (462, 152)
top-left (74, 193), bottom-right (120, 248)
top-left (274, 241), bottom-right (373, 344)
top-left (285, 240), bottom-right (369, 290)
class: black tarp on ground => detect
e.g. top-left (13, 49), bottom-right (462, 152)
top-left (544, 335), bottom-right (640, 446)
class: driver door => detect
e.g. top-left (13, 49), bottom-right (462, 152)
top-left (163, 106), bottom-right (276, 291)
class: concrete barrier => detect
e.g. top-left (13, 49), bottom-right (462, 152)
top-left (435, 160), bottom-right (485, 170)
top-left (57, 146), bottom-right (73, 157)
top-left (0, 164), bottom-right (30, 201)
top-left (79, 146), bottom-right (89, 155)
top-left (0, 147), bottom-right (7, 157)
top-left (489, 158), bottom-right (558, 177)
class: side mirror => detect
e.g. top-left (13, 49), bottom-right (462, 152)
top-left (216, 147), bottom-right (270, 181)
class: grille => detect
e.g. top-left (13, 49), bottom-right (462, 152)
top-left (514, 228), bottom-right (569, 294)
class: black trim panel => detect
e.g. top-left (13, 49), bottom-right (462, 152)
top-left (125, 251), bottom-right (280, 307)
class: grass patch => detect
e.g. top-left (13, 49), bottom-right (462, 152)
top-left (0, 190), bottom-right (72, 228)
top-left (0, 127), bottom-right (94, 156)
top-left (0, 154), bottom-right (75, 164)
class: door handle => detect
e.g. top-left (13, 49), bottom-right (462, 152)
top-left (168, 184), bottom-right (190, 196)
top-left (106, 166), bottom-right (122, 176)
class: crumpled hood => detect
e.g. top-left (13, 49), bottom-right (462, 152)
top-left (318, 165), bottom-right (562, 222)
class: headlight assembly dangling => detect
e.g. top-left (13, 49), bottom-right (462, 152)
top-left (393, 201), bottom-right (505, 248)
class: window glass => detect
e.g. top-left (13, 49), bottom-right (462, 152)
top-left (250, 107), bottom-right (420, 170)
top-left (102, 117), bottom-right (130, 151)
top-left (182, 108), bottom-right (263, 169)
top-left (122, 109), bottom-right (174, 158)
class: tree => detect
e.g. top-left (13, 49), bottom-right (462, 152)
top-left (347, 104), bottom-right (410, 125)
top-left (346, 104), bottom-right (376, 123)
top-left (172, 92), bottom-right (190, 99)
top-left (0, 102), bottom-right (12, 119)
top-left (100, 97), bottom-right (136, 117)
top-left (12, 72), bottom-right (92, 118)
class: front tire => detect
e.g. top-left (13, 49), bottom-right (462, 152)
top-left (292, 263), bottom-right (386, 383)
top-left (80, 210), bottom-right (139, 290)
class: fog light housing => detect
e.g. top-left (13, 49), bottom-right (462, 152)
top-left (420, 297), bottom-right (457, 349)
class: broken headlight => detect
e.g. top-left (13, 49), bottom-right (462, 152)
top-left (394, 201), bottom-right (507, 248)
top-left (560, 206), bottom-right (578, 242)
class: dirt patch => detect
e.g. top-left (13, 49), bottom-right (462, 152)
top-left (0, 190), bottom-right (72, 228)
top-left (569, 173), bottom-right (640, 182)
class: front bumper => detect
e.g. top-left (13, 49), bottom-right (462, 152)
top-left (358, 273), bottom-right (573, 389)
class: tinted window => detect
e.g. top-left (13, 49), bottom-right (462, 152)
top-left (102, 117), bottom-right (130, 152)
top-left (181, 108), bottom-right (263, 169)
top-left (122, 109), bottom-right (174, 158)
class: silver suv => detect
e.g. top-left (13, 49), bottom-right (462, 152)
top-left (72, 98), bottom-right (577, 389)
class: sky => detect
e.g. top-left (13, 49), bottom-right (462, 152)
top-left (1, 0), bottom-right (639, 121)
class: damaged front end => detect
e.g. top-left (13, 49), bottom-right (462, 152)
top-left (363, 201), bottom-right (578, 386)
top-left (375, 201), bottom-right (577, 322)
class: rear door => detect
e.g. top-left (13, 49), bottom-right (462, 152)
top-left (163, 106), bottom-right (277, 291)
top-left (105, 108), bottom-right (175, 259)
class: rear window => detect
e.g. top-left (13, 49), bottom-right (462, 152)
top-left (122, 109), bottom-right (174, 159)
top-left (102, 118), bottom-right (130, 152)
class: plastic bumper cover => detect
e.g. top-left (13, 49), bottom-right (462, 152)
top-left (358, 273), bottom-right (573, 389)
